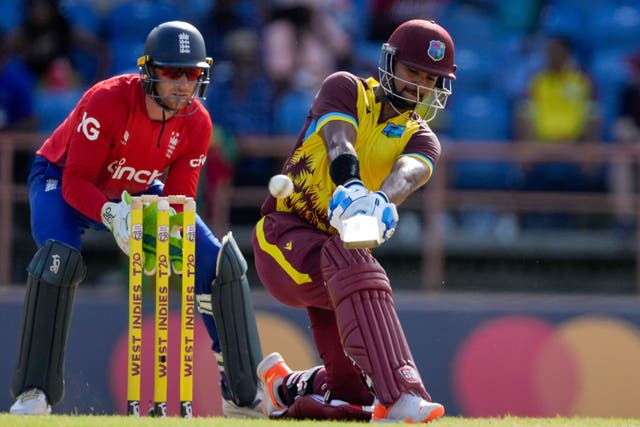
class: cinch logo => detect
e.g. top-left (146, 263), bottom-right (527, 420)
top-left (189, 155), bottom-right (206, 168)
top-left (107, 158), bottom-right (163, 184)
top-left (77, 111), bottom-right (101, 141)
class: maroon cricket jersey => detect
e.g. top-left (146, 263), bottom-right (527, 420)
top-left (262, 71), bottom-right (441, 233)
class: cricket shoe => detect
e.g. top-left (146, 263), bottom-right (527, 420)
top-left (10, 388), bottom-right (52, 415)
top-left (371, 393), bottom-right (444, 423)
top-left (222, 388), bottom-right (265, 418)
top-left (256, 352), bottom-right (292, 417)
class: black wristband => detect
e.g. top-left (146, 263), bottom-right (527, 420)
top-left (329, 153), bottom-right (361, 185)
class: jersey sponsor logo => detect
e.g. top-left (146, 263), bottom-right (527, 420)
top-left (107, 158), bottom-right (164, 185)
top-left (428, 40), bottom-right (445, 62)
top-left (178, 32), bottom-right (191, 54)
top-left (189, 154), bottom-right (206, 168)
top-left (382, 123), bottom-right (405, 138)
top-left (77, 111), bottom-right (101, 141)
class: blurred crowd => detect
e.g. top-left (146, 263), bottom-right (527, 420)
top-left (1, 0), bottom-right (639, 233)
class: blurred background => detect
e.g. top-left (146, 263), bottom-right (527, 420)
top-left (1, 0), bottom-right (640, 419)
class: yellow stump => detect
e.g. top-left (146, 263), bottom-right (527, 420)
top-left (127, 198), bottom-right (144, 416)
top-left (180, 198), bottom-right (196, 418)
top-left (153, 198), bottom-right (170, 417)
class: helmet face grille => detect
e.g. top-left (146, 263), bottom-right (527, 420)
top-left (378, 44), bottom-right (452, 122)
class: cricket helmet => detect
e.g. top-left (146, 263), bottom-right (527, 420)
top-left (379, 19), bottom-right (457, 121)
top-left (137, 21), bottom-right (213, 112)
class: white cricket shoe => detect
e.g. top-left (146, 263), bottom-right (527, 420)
top-left (371, 393), bottom-right (444, 423)
top-left (10, 388), bottom-right (52, 415)
top-left (222, 387), bottom-right (265, 418)
top-left (256, 352), bottom-right (292, 417)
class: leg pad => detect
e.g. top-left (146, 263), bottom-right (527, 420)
top-left (11, 239), bottom-right (85, 405)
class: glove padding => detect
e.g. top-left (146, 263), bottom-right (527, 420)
top-left (140, 202), bottom-right (184, 276)
top-left (101, 190), bottom-right (132, 256)
top-left (328, 180), bottom-right (399, 243)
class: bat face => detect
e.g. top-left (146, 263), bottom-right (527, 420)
top-left (341, 214), bottom-right (382, 249)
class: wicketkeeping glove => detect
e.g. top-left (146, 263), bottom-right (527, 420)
top-left (140, 202), bottom-right (184, 276)
top-left (101, 190), bottom-right (133, 256)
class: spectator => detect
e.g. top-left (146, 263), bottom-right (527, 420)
top-left (203, 28), bottom-right (274, 227)
top-left (514, 35), bottom-right (604, 227)
top-left (0, 58), bottom-right (36, 130)
top-left (263, 1), bottom-right (351, 135)
top-left (0, 0), bottom-right (109, 86)
top-left (609, 49), bottom-right (640, 233)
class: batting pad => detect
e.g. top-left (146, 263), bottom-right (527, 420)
top-left (212, 232), bottom-right (263, 406)
top-left (321, 236), bottom-right (429, 405)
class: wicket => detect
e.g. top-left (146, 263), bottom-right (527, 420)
top-left (127, 195), bottom-right (196, 418)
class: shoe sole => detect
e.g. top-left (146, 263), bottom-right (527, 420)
top-left (371, 403), bottom-right (445, 423)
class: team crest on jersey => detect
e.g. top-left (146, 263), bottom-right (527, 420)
top-left (382, 123), bottom-right (405, 138)
top-left (120, 131), bottom-right (130, 146)
top-left (428, 40), bottom-right (445, 61)
top-left (167, 131), bottom-right (180, 158)
top-left (178, 32), bottom-right (191, 54)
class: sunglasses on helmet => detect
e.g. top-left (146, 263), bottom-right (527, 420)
top-left (156, 66), bottom-right (202, 81)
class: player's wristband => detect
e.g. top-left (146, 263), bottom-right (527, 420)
top-left (329, 153), bottom-right (361, 186)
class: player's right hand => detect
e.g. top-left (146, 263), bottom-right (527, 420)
top-left (328, 179), bottom-right (369, 235)
top-left (100, 190), bottom-right (132, 256)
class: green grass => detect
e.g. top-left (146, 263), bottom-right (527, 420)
top-left (1, 415), bottom-right (640, 427)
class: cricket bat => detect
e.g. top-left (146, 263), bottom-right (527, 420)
top-left (341, 214), bottom-right (382, 249)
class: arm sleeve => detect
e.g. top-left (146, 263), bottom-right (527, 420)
top-left (61, 90), bottom-right (119, 222)
top-left (163, 112), bottom-right (213, 201)
top-left (311, 71), bottom-right (359, 127)
top-left (403, 127), bottom-right (441, 180)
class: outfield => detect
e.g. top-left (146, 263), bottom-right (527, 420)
top-left (2, 415), bottom-right (640, 427)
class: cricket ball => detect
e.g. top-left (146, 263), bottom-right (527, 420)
top-left (268, 174), bottom-right (294, 199)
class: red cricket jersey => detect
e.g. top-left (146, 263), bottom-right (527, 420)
top-left (37, 74), bottom-right (212, 222)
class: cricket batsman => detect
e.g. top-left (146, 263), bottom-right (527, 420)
top-left (9, 21), bottom-right (262, 417)
top-left (251, 19), bottom-right (456, 422)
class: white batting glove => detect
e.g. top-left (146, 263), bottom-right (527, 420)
top-left (328, 180), bottom-right (369, 234)
top-left (101, 190), bottom-right (132, 256)
top-left (370, 191), bottom-right (399, 242)
top-left (328, 181), bottom-right (399, 243)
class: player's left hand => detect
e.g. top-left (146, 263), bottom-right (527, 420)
top-left (140, 203), bottom-right (184, 276)
top-left (328, 180), bottom-right (369, 234)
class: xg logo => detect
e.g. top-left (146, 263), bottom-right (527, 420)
top-left (76, 111), bottom-right (101, 141)
top-left (189, 155), bottom-right (206, 168)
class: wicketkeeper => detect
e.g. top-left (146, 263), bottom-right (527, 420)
top-left (10, 21), bottom-right (262, 417)
top-left (251, 19), bottom-right (456, 423)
